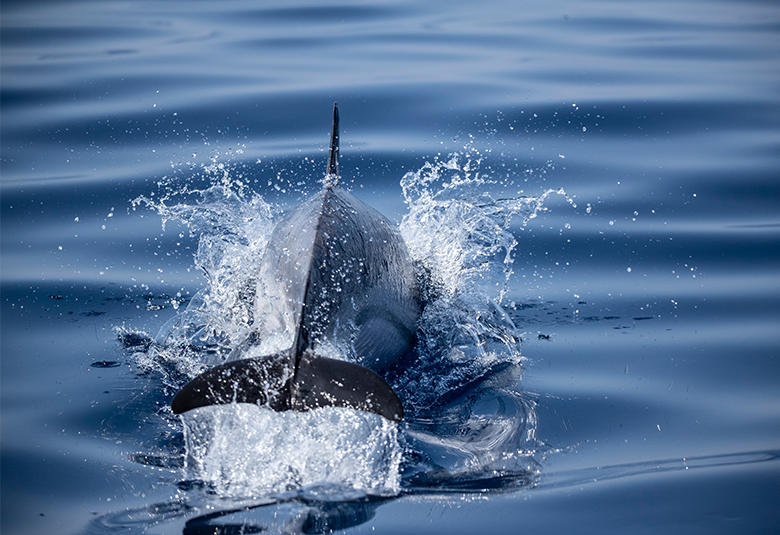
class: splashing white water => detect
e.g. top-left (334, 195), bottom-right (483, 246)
top-left (130, 146), bottom-right (567, 497)
top-left (183, 405), bottom-right (401, 496)
top-left (401, 147), bottom-right (573, 302)
top-left (133, 153), bottom-right (276, 353)
top-left (394, 147), bottom-right (572, 414)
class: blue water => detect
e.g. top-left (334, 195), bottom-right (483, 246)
top-left (2, 0), bottom-right (780, 533)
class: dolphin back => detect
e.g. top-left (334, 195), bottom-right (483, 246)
top-left (255, 185), bottom-right (420, 372)
top-left (171, 104), bottom-right (418, 423)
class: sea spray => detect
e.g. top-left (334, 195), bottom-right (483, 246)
top-left (126, 146), bottom-right (566, 496)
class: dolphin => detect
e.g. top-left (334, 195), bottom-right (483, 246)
top-left (171, 103), bottom-right (421, 422)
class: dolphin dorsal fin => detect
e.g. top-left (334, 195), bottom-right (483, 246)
top-left (326, 102), bottom-right (340, 185)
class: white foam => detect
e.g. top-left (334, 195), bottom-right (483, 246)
top-left (182, 404), bottom-right (402, 497)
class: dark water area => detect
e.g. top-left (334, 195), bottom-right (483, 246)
top-left (2, 0), bottom-right (780, 533)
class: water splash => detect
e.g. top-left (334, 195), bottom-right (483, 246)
top-left (401, 146), bottom-right (574, 302)
top-left (183, 405), bottom-right (401, 496)
top-left (131, 153), bottom-right (276, 381)
top-left (387, 146), bottom-right (567, 488)
top-left (124, 145), bottom-right (568, 499)
top-left (394, 146), bottom-right (571, 414)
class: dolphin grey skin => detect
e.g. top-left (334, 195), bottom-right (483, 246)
top-left (171, 103), bottom-right (421, 422)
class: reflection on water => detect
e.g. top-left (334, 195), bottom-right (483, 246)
top-left (88, 450), bottom-right (780, 534)
top-left (87, 489), bottom-right (385, 535)
top-left (543, 450), bottom-right (780, 490)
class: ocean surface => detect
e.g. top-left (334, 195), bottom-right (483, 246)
top-left (2, 0), bottom-right (780, 533)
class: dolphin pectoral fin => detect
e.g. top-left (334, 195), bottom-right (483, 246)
top-left (171, 355), bottom-right (290, 415)
top-left (291, 351), bottom-right (405, 423)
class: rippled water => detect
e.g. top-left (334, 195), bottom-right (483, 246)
top-left (2, 0), bottom-right (779, 533)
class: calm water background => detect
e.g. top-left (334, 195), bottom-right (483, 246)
top-left (2, 0), bottom-right (780, 533)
